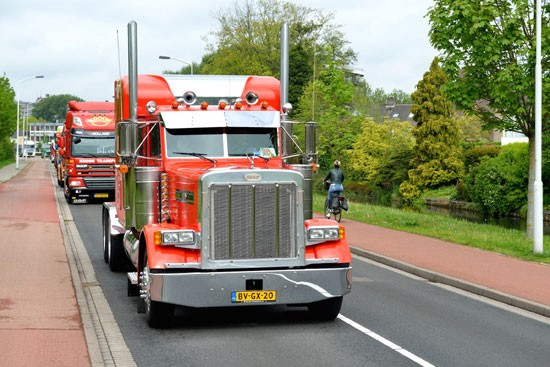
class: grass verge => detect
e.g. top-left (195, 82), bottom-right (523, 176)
top-left (313, 193), bottom-right (550, 264)
top-left (0, 158), bottom-right (15, 170)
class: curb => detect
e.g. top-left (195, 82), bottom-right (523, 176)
top-left (50, 166), bottom-right (137, 367)
top-left (350, 245), bottom-right (550, 318)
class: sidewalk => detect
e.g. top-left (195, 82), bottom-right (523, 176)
top-left (0, 158), bottom-right (90, 366)
top-left (0, 159), bottom-right (548, 366)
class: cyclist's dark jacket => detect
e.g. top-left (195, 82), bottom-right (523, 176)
top-left (324, 168), bottom-right (344, 184)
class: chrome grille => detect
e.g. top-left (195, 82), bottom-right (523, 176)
top-left (210, 183), bottom-right (297, 261)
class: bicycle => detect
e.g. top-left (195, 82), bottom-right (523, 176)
top-left (324, 195), bottom-right (348, 223)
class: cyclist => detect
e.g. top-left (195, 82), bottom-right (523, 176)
top-left (323, 160), bottom-right (344, 219)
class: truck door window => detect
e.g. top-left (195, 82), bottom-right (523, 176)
top-left (138, 122), bottom-right (161, 158)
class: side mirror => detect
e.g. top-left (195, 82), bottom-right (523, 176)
top-left (116, 120), bottom-right (138, 157)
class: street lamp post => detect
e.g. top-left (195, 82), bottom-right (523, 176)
top-left (533, 0), bottom-right (543, 254)
top-left (15, 75), bottom-right (44, 170)
top-left (159, 55), bottom-right (194, 75)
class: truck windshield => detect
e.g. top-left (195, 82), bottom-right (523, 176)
top-left (72, 137), bottom-right (115, 157)
top-left (227, 127), bottom-right (278, 158)
top-left (165, 127), bottom-right (278, 158)
top-left (166, 128), bottom-right (224, 158)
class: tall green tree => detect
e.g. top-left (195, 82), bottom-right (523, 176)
top-left (32, 94), bottom-right (83, 122)
top-left (400, 58), bottom-right (464, 202)
top-left (348, 118), bottom-right (415, 190)
top-left (200, 0), bottom-right (356, 107)
top-left (427, 0), bottom-right (550, 238)
top-left (295, 49), bottom-right (361, 171)
top-left (0, 76), bottom-right (16, 161)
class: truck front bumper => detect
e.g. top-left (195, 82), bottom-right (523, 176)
top-left (148, 266), bottom-right (352, 308)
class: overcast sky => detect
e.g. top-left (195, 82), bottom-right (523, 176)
top-left (1, 0), bottom-right (437, 104)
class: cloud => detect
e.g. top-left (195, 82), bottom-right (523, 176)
top-left (1, 0), bottom-right (436, 102)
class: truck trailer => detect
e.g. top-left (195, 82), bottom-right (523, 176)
top-left (102, 21), bottom-right (352, 328)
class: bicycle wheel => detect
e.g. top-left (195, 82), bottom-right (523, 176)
top-left (332, 208), bottom-right (342, 222)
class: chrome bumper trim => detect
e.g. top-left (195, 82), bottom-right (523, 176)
top-left (148, 267), bottom-right (352, 307)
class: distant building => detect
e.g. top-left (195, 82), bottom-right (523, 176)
top-left (367, 103), bottom-right (414, 123)
top-left (501, 131), bottom-right (528, 145)
top-left (12, 122), bottom-right (63, 144)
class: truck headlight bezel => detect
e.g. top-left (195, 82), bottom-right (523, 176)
top-left (159, 230), bottom-right (198, 248)
top-left (306, 226), bottom-right (341, 244)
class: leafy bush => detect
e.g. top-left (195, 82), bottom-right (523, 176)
top-left (465, 143), bottom-right (528, 217)
top-left (462, 144), bottom-right (500, 173)
top-left (0, 137), bottom-right (14, 161)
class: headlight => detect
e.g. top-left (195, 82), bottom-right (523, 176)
top-left (307, 227), bottom-right (340, 241)
top-left (160, 230), bottom-right (197, 247)
top-left (146, 100), bottom-right (158, 114)
top-left (69, 179), bottom-right (84, 187)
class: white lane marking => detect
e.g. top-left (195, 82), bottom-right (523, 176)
top-left (338, 314), bottom-right (436, 367)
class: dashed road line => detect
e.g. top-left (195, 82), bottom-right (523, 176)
top-left (338, 314), bottom-right (436, 367)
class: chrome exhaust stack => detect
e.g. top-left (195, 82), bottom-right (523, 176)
top-left (128, 20), bottom-right (138, 123)
top-left (280, 23), bottom-right (293, 162)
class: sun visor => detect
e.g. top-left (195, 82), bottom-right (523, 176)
top-left (160, 110), bottom-right (280, 129)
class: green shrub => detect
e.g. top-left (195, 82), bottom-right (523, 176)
top-left (0, 137), bottom-right (14, 161)
top-left (462, 144), bottom-right (500, 173)
top-left (465, 143), bottom-right (528, 217)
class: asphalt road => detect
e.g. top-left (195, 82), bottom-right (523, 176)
top-left (70, 202), bottom-right (550, 367)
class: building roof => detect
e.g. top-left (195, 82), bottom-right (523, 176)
top-left (367, 104), bottom-right (415, 123)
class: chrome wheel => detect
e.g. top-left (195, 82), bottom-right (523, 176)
top-left (141, 254), bottom-right (174, 328)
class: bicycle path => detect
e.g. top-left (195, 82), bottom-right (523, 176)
top-left (0, 158), bottom-right (91, 366)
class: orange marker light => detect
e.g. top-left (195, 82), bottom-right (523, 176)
top-left (260, 101), bottom-right (269, 109)
top-left (235, 101), bottom-right (243, 109)
top-left (218, 101), bottom-right (227, 109)
top-left (154, 231), bottom-right (162, 245)
top-left (200, 101), bottom-right (208, 110)
top-left (171, 101), bottom-right (179, 109)
top-left (119, 164), bottom-right (129, 174)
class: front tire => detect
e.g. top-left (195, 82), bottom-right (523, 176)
top-left (102, 209), bottom-right (110, 263)
top-left (64, 180), bottom-right (73, 204)
top-left (308, 296), bottom-right (343, 321)
top-left (104, 213), bottom-right (128, 272)
top-left (142, 253), bottom-right (174, 328)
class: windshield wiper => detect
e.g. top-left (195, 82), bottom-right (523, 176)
top-left (173, 152), bottom-right (217, 165)
top-left (246, 152), bottom-right (269, 162)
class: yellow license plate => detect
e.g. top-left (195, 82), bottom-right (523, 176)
top-left (231, 290), bottom-right (277, 303)
top-left (95, 193), bottom-right (109, 198)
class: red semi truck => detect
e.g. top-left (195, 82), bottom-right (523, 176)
top-left (102, 21), bottom-right (352, 328)
top-left (57, 101), bottom-right (116, 204)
